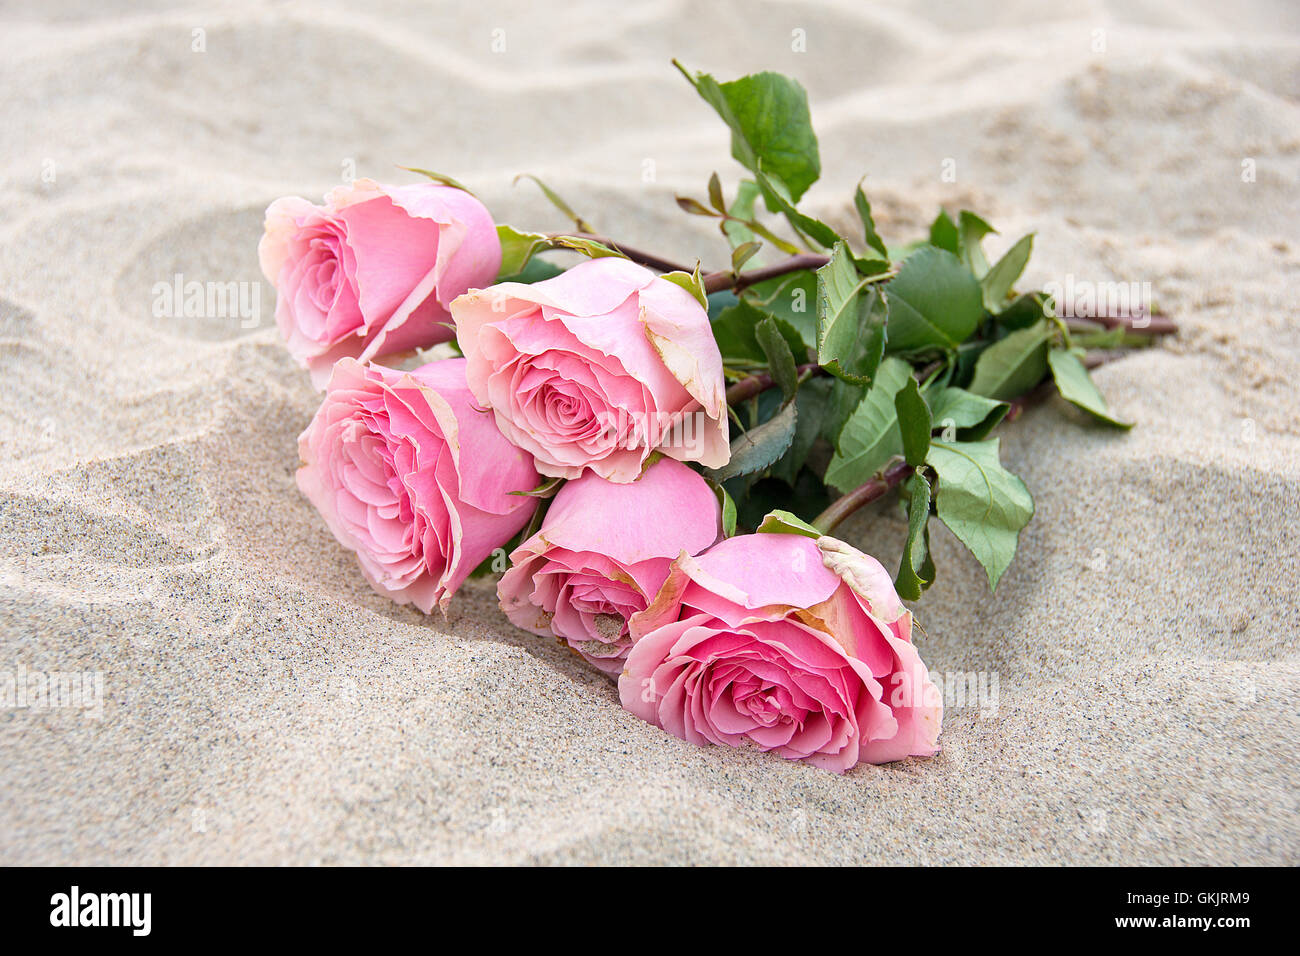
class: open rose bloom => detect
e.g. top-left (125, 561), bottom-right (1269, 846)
top-left (451, 257), bottom-right (729, 482)
top-left (620, 532), bottom-right (942, 772)
top-left (260, 179), bottom-right (501, 387)
top-left (498, 457), bottom-right (722, 674)
top-left (297, 357), bottom-right (538, 612)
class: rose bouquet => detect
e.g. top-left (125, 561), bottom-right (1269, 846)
top-left (261, 64), bottom-right (1172, 772)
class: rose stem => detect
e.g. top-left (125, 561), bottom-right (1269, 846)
top-left (725, 363), bottom-right (821, 404)
top-left (573, 237), bottom-right (1178, 337)
top-left (810, 353), bottom-right (1128, 533)
top-left (554, 235), bottom-right (1178, 336)
top-left (813, 460), bottom-right (915, 534)
top-left (557, 231), bottom-right (831, 295)
top-left (701, 254), bottom-right (831, 295)
top-left (1062, 306), bottom-right (1178, 336)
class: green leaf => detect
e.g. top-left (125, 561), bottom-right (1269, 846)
top-left (853, 181), bottom-right (890, 261)
top-left (731, 240), bottom-right (762, 272)
top-left (676, 195), bottom-right (717, 217)
top-left (981, 234), bottom-right (1034, 311)
top-left (929, 210), bottom-right (959, 254)
top-left (730, 469), bottom-right (829, 535)
top-left (743, 270), bottom-right (818, 351)
top-left (755, 509), bottom-right (823, 539)
top-left (706, 478), bottom-right (738, 538)
top-left (1047, 348), bottom-right (1133, 429)
top-left (926, 438), bottom-right (1034, 590)
top-left (968, 321), bottom-right (1052, 401)
top-left (707, 289), bottom-right (739, 322)
top-left (712, 302), bottom-right (766, 363)
top-left (739, 216), bottom-right (803, 256)
top-left (957, 210), bottom-right (995, 278)
top-left (893, 377), bottom-right (932, 467)
top-left (824, 357), bottom-right (912, 493)
top-left (550, 235), bottom-right (627, 260)
top-left (496, 224), bottom-right (550, 278)
top-left (997, 291), bottom-right (1052, 331)
top-left (771, 375), bottom-right (832, 485)
top-left (821, 377), bottom-right (864, 445)
top-left (511, 476), bottom-right (565, 499)
top-left (755, 316), bottom-right (799, 401)
top-left (927, 386), bottom-right (1009, 440)
top-left (853, 254), bottom-right (891, 277)
top-left (816, 242), bottom-right (887, 385)
top-left (495, 225), bottom-right (628, 279)
top-left (712, 299), bottom-right (806, 365)
top-left (517, 492), bottom-right (546, 544)
top-left (514, 174), bottom-right (594, 232)
top-left (895, 471), bottom-right (934, 601)
top-left (884, 246), bottom-right (984, 352)
top-left (675, 62), bottom-right (821, 205)
top-left (498, 257), bottom-right (563, 285)
top-left (707, 401), bottom-right (797, 483)
top-left (707, 172), bottom-right (727, 213)
top-left (661, 264), bottom-right (707, 310)
top-left (398, 166), bottom-right (475, 196)
top-left (754, 168), bottom-right (840, 250)
top-left (723, 179), bottom-right (761, 249)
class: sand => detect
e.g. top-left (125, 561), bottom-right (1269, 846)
top-left (1, 0), bottom-right (1297, 865)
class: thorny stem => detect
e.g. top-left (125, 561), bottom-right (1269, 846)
top-left (813, 460), bottom-right (915, 534)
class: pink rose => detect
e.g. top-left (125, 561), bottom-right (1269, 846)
top-left (497, 457), bottom-right (722, 675)
top-left (619, 532), bottom-right (942, 772)
top-left (450, 257), bottom-right (729, 482)
top-left (296, 357), bottom-right (538, 612)
top-left (259, 179), bottom-right (501, 387)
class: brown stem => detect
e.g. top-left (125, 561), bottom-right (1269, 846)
top-left (551, 233), bottom-right (831, 296)
top-left (725, 363), bottom-right (821, 405)
top-left (703, 253), bottom-right (830, 295)
top-left (1065, 308), bottom-right (1178, 336)
top-left (552, 233), bottom-right (1181, 341)
top-left (813, 460), bottom-right (914, 534)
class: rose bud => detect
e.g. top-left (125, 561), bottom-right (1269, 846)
top-left (497, 457), bottom-right (722, 675)
top-left (296, 357), bottom-right (538, 612)
top-left (619, 532), bottom-right (942, 772)
top-left (450, 257), bottom-right (729, 482)
top-left (259, 179), bottom-right (501, 387)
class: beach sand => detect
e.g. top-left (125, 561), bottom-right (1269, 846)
top-left (1, 0), bottom-right (1296, 864)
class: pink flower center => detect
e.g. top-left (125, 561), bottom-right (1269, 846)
top-left (732, 679), bottom-right (794, 728)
